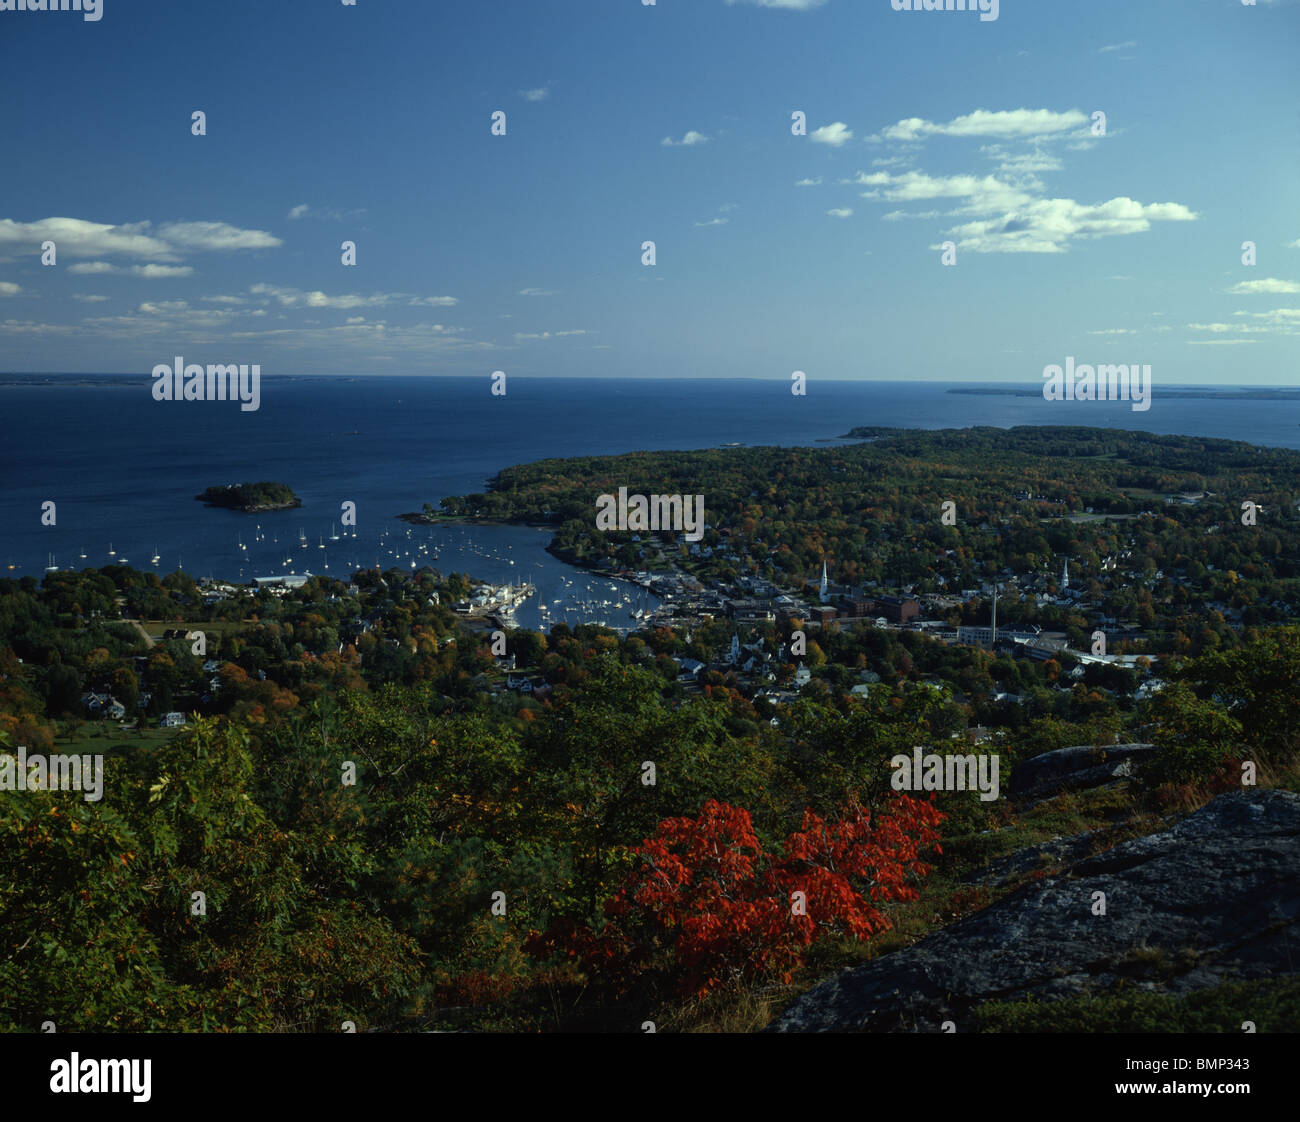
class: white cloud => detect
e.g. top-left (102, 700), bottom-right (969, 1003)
top-left (693, 217), bottom-right (729, 227)
top-left (201, 295), bottom-right (248, 305)
top-left (1225, 278), bottom-right (1300, 295)
top-left (873, 108), bottom-right (1088, 143)
top-left (133, 264), bottom-right (194, 278)
top-left (662, 130), bottom-right (709, 147)
top-left (155, 221), bottom-right (279, 252)
top-left (811, 122), bottom-right (853, 147)
top-left (518, 288), bottom-right (558, 296)
top-left (249, 284), bottom-right (458, 310)
top-left (72, 294), bottom-right (109, 302)
top-left (826, 208), bottom-right (853, 219)
top-left (795, 177), bottom-right (822, 187)
top-left (724, 0), bottom-right (826, 7)
top-left (520, 86), bottom-right (549, 102)
top-left (1098, 41), bottom-right (1137, 54)
top-left (514, 329), bottom-right (590, 340)
top-left (0, 217), bottom-right (281, 266)
top-left (0, 281), bottom-right (21, 296)
top-left (1187, 309), bottom-right (1300, 337)
top-left (984, 147), bottom-right (1063, 178)
top-left (1087, 328), bottom-right (1137, 335)
top-left (0, 217), bottom-right (174, 260)
top-left (66, 262), bottom-right (195, 277)
top-left (286, 203), bottom-right (367, 222)
top-left (882, 209), bottom-right (941, 221)
top-left (854, 168), bottom-right (1195, 253)
top-left (940, 196), bottom-right (1197, 254)
top-left (0, 318), bottom-right (75, 335)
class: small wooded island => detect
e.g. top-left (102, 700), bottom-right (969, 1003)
top-left (195, 482), bottom-right (301, 512)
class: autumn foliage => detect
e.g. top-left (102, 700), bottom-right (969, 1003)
top-left (529, 794), bottom-right (943, 997)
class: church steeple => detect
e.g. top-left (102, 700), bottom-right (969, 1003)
top-left (819, 560), bottom-right (829, 604)
top-left (1062, 558), bottom-right (1069, 589)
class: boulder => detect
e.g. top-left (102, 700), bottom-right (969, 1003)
top-left (1011, 742), bottom-right (1157, 800)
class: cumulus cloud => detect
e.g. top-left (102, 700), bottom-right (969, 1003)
top-left (811, 122), bottom-right (853, 147)
top-left (0, 217), bottom-right (281, 267)
top-left (133, 264), bottom-right (194, 278)
top-left (0, 281), bottom-right (21, 296)
top-left (520, 86), bottom-right (550, 102)
top-left (795, 177), bottom-right (822, 187)
top-left (1225, 278), bottom-right (1300, 295)
top-left (662, 130), bottom-right (709, 147)
top-left (940, 196), bottom-right (1197, 254)
top-left (826, 208), bottom-right (853, 219)
top-left (873, 108), bottom-right (1088, 143)
top-left (854, 168), bottom-right (1196, 253)
top-left (72, 293), bottom-right (110, 302)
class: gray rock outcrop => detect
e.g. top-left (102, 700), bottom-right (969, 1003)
top-left (767, 789), bottom-right (1300, 1032)
top-left (1011, 742), bottom-right (1157, 801)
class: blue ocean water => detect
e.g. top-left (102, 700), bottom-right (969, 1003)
top-left (1, 376), bottom-right (1297, 622)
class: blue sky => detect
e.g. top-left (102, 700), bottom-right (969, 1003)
top-left (1, 0), bottom-right (1297, 382)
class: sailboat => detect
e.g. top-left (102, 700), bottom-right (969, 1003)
top-left (45, 553), bottom-right (58, 572)
top-left (107, 542), bottom-right (115, 557)
top-left (237, 534), bottom-right (246, 552)
top-left (330, 523), bottom-right (340, 541)
top-left (318, 536), bottom-right (325, 549)
top-left (79, 546), bottom-right (87, 559)
top-left (151, 547), bottom-right (161, 565)
top-left (299, 528), bottom-right (308, 549)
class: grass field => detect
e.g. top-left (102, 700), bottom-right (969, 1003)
top-left (55, 721), bottom-right (187, 756)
